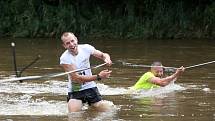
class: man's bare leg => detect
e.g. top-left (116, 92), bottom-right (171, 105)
top-left (68, 99), bottom-right (83, 112)
top-left (92, 100), bottom-right (114, 112)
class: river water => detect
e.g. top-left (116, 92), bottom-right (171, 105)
top-left (0, 38), bottom-right (215, 121)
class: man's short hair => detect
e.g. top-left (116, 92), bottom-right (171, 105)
top-left (61, 32), bottom-right (77, 42)
top-left (151, 61), bottom-right (162, 66)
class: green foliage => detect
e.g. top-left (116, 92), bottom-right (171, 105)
top-left (0, 0), bottom-right (214, 39)
top-left (204, 2), bottom-right (215, 38)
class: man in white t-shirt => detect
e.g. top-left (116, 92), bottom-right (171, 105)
top-left (60, 32), bottom-right (112, 112)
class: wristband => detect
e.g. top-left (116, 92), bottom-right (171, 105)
top-left (97, 74), bottom-right (102, 81)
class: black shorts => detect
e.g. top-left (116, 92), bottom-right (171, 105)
top-left (67, 87), bottom-right (102, 105)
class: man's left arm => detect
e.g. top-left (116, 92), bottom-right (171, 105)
top-left (92, 49), bottom-right (112, 66)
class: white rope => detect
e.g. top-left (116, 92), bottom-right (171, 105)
top-left (0, 63), bottom-right (107, 83)
top-left (121, 60), bottom-right (215, 70)
top-left (128, 64), bottom-right (178, 69)
top-left (185, 60), bottom-right (215, 69)
top-left (121, 62), bottom-right (178, 69)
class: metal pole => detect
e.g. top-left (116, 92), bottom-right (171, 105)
top-left (11, 42), bottom-right (19, 77)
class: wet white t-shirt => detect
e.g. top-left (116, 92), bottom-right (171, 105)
top-left (60, 44), bottom-right (97, 92)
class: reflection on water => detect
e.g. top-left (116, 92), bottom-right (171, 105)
top-left (0, 38), bottom-right (215, 121)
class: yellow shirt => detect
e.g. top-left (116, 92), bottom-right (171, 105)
top-left (133, 72), bottom-right (160, 90)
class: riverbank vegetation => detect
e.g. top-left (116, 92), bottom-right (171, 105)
top-left (0, 0), bottom-right (214, 39)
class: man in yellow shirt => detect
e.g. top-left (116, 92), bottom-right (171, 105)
top-left (133, 61), bottom-right (185, 90)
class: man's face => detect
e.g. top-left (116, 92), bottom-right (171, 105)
top-left (62, 34), bottom-right (78, 54)
top-left (152, 67), bottom-right (164, 78)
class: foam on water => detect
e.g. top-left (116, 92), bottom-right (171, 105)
top-left (0, 80), bottom-right (68, 115)
top-left (97, 83), bottom-right (129, 95)
top-left (0, 80), bottom-right (67, 94)
top-left (202, 87), bottom-right (211, 92)
top-left (0, 93), bottom-right (67, 115)
top-left (0, 80), bottom-right (124, 116)
top-left (0, 78), bottom-right (190, 116)
top-left (183, 83), bottom-right (214, 93)
top-left (0, 81), bottom-right (129, 95)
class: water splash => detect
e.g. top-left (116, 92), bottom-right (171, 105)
top-left (67, 103), bottom-right (120, 121)
top-left (0, 93), bottom-right (67, 115)
top-left (97, 83), bottom-right (128, 95)
top-left (0, 80), bottom-right (67, 94)
top-left (131, 82), bottom-right (186, 99)
top-left (0, 80), bottom-right (125, 116)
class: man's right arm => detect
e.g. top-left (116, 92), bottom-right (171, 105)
top-left (149, 66), bottom-right (185, 87)
top-left (60, 64), bottom-right (112, 83)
